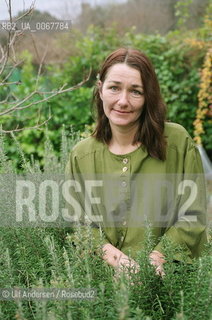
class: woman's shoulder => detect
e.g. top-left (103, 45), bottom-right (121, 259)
top-left (164, 122), bottom-right (195, 148)
top-left (71, 136), bottom-right (104, 159)
top-left (164, 121), bottom-right (190, 136)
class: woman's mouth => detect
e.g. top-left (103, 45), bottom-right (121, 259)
top-left (113, 109), bottom-right (132, 114)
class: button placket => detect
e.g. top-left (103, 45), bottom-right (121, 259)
top-left (120, 157), bottom-right (130, 194)
top-left (119, 157), bottom-right (131, 232)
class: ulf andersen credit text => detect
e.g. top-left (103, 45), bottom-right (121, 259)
top-left (0, 288), bottom-right (96, 300)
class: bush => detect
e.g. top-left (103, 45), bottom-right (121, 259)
top-left (1, 25), bottom-right (210, 166)
top-left (0, 134), bottom-right (211, 320)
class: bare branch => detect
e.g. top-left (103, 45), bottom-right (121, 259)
top-left (0, 115), bottom-right (52, 133)
top-left (0, 45), bottom-right (5, 64)
top-left (1, 59), bottom-right (24, 83)
top-left (0, 32), bottom-right (16, 77)
top-left (0, 67), bottom-right (91, 116)
top-left (0, 0), bottom-right (91, 134)
top-left (0, 0), bottom-right (13, 75)
top-left (35, 42), bottom-right (49, 89)
top-left (0, 93), bottom-right (11, 104)
top-left (0, 36), bottom-right (11, 76)
top-left (16, 74), bottom-right (90, 111)
top-left (0, 81), bottom-right (21, 86)
top-left (0, 0), bottom-right (34, 77)
top-left (0, 92), bottom-right (37, 116)
top-left (8, 0), bottom-right (12, 22)
top-left (15, 3), bottom-right (35, 22)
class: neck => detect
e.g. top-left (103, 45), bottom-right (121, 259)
top-left (109, 123), bottom-right (140, 154)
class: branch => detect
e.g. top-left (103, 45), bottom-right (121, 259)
top-left (0, 112), bottom-right (52, 133)
top-left (0, 0), bottom-right (35, 77)
top-left (0, 44), bottom-right (5, 64)
top-left (0, 93), bottom-right (11, 104)
top-left (1, 101), bottom-right (52, 134)
top-left (0, 68), bottom-right (91, 116)
top-left (1, 59), bottom-right (24, 83)
top-left (35, 43), bottom-right (49, 89)
top-left (15, 3), bottom-right (35, 22)
top-left (0, 81), bottom-right (21, 86)
top-left (0, 0), bottom-right (92, 134)
top-left (0, 0), bottom-right (13, 76)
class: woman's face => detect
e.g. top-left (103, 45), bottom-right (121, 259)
top-left (99, 63), bottom-right (145, 129)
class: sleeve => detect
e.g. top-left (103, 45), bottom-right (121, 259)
top-left (154, 140), bottom-right (208, 263)
top-left (64, 152), bottom-right (109, 249)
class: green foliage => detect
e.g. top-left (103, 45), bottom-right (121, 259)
top-left (0, 222), bottom-right (211, 319)
top-left (48, 25), bottom-right (125, 87)
top-left (1, 23), bottom-right (211, 166)
top-left (0, 130), bottom-right (211, 319)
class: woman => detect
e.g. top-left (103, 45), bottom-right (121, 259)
top-left (65, 48), bottom-right (207, 277)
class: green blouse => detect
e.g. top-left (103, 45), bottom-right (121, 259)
top-left (65, 122), bottom-right (207, 263)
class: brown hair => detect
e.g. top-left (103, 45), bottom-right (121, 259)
top-left (92, 48), bottom-right (167, 160)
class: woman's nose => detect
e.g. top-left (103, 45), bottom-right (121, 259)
top-left (117, 91), bottom-right (129, 107)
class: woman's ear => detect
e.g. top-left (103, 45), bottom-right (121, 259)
top-left (97, 80), bottom-right (103, 100)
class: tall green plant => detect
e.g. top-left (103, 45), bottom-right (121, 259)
top-left (0, 130), bottom-right (211, 320)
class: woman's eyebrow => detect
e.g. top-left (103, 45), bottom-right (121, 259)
top-left (108, 80), bottom-right (143, 88)
top-left (108, 80), bottom-right (121, 84)
top-left (132, 84), bottom-right (143, 88)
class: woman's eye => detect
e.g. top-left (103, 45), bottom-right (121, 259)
top-left (109, 86), bottom-right (119, 91)
top-left (132, 90), bottom-right (143, 96)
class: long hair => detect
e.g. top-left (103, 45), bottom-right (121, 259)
top-left (92, 48), bottom-right (167, 161)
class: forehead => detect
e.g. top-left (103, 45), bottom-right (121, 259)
top-left (104, 63), bottom-right (142, 84)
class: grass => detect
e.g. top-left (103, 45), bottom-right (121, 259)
top-left (0, 131), bottom-right (211, 320)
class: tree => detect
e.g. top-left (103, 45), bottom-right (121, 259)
top-left (0, 0), bottom-right (90, 133)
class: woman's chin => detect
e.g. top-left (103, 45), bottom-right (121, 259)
top-left (109, 119), bottom-right (135, 128)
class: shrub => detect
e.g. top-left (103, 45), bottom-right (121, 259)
top-left (1, 25), bottom-right (210, 166)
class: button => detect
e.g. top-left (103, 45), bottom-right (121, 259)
top-left (121, 181), bottom-right (127, 187)
top-left (122, 166), bottom-right (128, 172)
top-left (123, 158), bottom-right (128, 164)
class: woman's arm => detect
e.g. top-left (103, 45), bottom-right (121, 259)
top-left (102, 243), bottom-right (166, 276)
